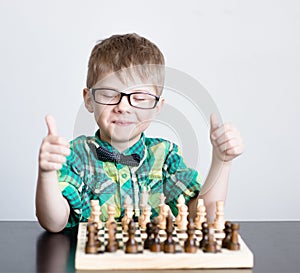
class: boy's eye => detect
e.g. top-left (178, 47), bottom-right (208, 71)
top-left (101, 90), bottom-right (118, 97)
top-left (131, 94), bottom-right (149, 100)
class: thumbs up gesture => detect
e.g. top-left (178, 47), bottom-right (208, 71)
top-left (39, 115), bottom-right (71, 172)
top-left (210, 113), bottom-right (244, 162)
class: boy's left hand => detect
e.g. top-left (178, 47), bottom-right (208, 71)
top-left (210, 113), bottom-right (244, 162)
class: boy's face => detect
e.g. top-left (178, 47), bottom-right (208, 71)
top-left (83, 71), bottom-right (164, 150)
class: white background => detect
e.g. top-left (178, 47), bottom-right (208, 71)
top-left (0, 0), bottom-right (299, 221)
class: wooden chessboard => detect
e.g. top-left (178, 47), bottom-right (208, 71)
top-left (75, 222), bottom-right (254, 270)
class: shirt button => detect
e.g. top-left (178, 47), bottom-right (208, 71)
top-left (122, 173), bottom-right (128, 179)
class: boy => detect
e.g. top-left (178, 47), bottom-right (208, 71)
top-left (36, 33), bottom-right (243, 232)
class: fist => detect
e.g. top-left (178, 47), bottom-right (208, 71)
top-left (39, 115), bottom-right (71, 172)
top-left (210, 113), bottom-right (244, 162)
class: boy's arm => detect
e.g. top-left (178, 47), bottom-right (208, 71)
top-left (35, 115), bottom-right (71, 232)
top-left (188, 114), bottom-right (244, 222)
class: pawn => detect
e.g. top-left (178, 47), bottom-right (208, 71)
top-left (163, 214), bottom-right (176, 253)
top-left (184, 218), bottom-right (198, 253)
top-left (228, 223), bottom-right (240, 251)
top-left (203, 227), bottom-right (217, 253)
top-left (199, 222), bottom-right (209, 249)
top-left (144, 222), bottom-right (153, 249)
top-left (222, 221), bottom-right (232, 249)
top-left (150, 217), bottom-right (161, 252)
top-left (125, 220), bottom-right (138, 253)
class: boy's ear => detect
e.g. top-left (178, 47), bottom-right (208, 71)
top-left (155, 97), bottom-right (165, 116)
top-left (83, 88), bottom-right (94, 113)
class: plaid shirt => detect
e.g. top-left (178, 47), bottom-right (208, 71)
top-left (58, 130), bottom-right (202, 228)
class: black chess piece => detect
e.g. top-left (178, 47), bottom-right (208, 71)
top-left (105, 222), bottom-right (118, 252)
top-left (85, 223), bottom-right (98, 254)
top-left (125, 220), bottom-right (138, 253)
top-left (228, 223), bottom-right (240, 251)
top-left (199, 222), bottom-right (209, 249)
top-left (184, 218), bottom-right (198, 253)
top-left (163, 214), bottom-right (176, 253)
top-left (144, 222), bottom-right (153, 249)
top-left (203, 226), bottom-right (217, 253)
top-left (222, 221), bottom-right (232, 249)
top-left (150, 217), bottom-right (161, 252)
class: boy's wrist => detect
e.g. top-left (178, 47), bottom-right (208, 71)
top-left (212, 151), bottom-right (232, 166)
top-left (38, 168), bottom-right (58, 181)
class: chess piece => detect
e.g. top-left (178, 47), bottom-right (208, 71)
top-left (106, 204), bottom-right (116, 228)
top-left (228, 223), bottom-right (240, 251)
top-left (199, 222), bottom-right (209, 249)
top-left (163, 214), bottom-right (176, 253)
top-left (175, 194), bottom-right (185, 226)
top-left (214, 200), bottom-right (225, 231)
top-left (184, 219), bottom-right (198, 253)
top-left (105, 222), bottom-right (118, 252)
top-left (144, 222), bottom-right (153, 249)
top-left (194, 199), bottom-right (207, 230)
top-left (140, 186), bottom-right (149, 209)
top-left (88, 200), bottom-right (99, 223)
top-left (140, 204), bottom-right (152, 230)
top-left (177, 204), bottom-right (189, 230)
top-left (150, 217), bottom-right (161, 252)
top-left (91, 203), bottom-right (102, 229)
top-left (85, 223), bottom-right (98, 254)
top-left (124, 195), bottom-right (133, 209)
top-left (158, 194), bottom-right (170, 230)
top-left (139, 187), bottom-right (149, 227)
top-left (203, 227), bottom-right (217, 253)
top-left (222, 221), bottom-right (232, 249)
top-left (122, 203), bottom-right (134, 232)
top-left (125, 220), bottom-right (138, 253)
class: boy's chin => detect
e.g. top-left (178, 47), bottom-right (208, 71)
top-left (110, 133), bottom-right (139, 143)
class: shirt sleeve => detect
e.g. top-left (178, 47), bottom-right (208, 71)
top-left (163, 142), bottom-right (202, 216)
top-left (57, 139), bottom-right (85, 228)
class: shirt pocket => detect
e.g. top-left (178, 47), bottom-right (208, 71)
top-left (85, 174), bottom-right (117, 197)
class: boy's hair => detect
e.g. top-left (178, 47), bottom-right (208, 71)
top-left (86, 33), bottom-right (165, 93)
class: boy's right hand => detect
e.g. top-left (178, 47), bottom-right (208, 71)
top-left (39, 115), bottom-right (70, 172)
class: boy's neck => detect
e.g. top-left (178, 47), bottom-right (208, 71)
top-left (99, 131), bottom-right (141, 153)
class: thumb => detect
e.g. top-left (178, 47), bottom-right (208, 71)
top-left (210, 113), bottom-right (220, 132)
top-left (45, 115), bottom-right (58, 136)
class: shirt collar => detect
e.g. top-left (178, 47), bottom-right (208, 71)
top-left (94, 129), bottom-right (146, 160)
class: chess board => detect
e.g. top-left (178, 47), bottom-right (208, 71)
top-left (75, 222), bottom-right (254, 270)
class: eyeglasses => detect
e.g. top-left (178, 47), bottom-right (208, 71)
top-left (90, 88), bottom-right (160, 109)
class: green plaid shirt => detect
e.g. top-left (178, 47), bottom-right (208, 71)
top-left (58, 130), bottom-right (202, 228)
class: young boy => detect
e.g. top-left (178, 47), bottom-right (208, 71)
top-left (36, 33), bottom-right (243, 232)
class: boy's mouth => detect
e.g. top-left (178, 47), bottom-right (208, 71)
top-left (112, 120), bottom-right (135, 126)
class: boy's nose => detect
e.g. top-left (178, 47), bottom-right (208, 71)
top-left (114, 94), bottom-right (131, 112)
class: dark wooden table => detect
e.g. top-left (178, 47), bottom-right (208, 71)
top-left (0, 221), bottom-right (299, 273)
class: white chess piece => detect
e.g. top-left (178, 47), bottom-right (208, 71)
top-left (177, 205), bottom-right (189, 230)
top-left (106, 204), bottom-right (116, 228)
top-left (195, 198), bottom-right (207, 229)
top-left (175, 194), bottom-right (185, 226)
top-left (122, 204), bottom-right (134, 231)
top-left (140, 204), bottom-right (152, 229)
top-left (214, 200), bottom-right (225, 230)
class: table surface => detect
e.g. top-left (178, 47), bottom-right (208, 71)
top-left (0, 221), bottom-right (299, 273)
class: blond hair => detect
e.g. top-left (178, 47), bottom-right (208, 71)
top-left (86, 33), bottom-right (165, 93)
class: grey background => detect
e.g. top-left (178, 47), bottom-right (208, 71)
top-left (0, 0), bottom-right (299, 221)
